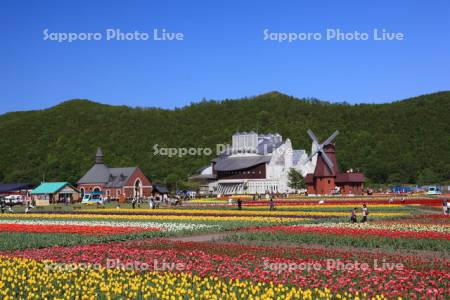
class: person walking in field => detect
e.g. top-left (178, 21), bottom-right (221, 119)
top-left (149, 196), bottom-right (156, 209)
top-left (25, 200), bottom-right (32, 214)
top-left (443, 199), bottom-right (448, 215)
top-left (237, 198), bottom-right (242, 210)
top-left (350, 208), bottom-right (357, 223)
top-left (0, 198), bottom-right (5, 214)
top-left (269, 198), bottom-right (275, 211)
top-left (116, 194), bottom-right (121, 209)
top-left (361, 203), bottom-right (369, 222)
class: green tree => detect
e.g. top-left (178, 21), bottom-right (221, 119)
top-left (165, 173), bottom-right (182, 192)
top-left (178, 180), bottom-right (201, 192)
top-left (417, 168), bottom-right (441, 185)
top-left (288, 168), bottom-right (306, 192)
top-left (0, 92), bottom-right (449, 185)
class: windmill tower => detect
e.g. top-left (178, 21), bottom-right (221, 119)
top-left (306, 129), bottom-right (340, 195)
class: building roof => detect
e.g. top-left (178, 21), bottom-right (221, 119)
top-left (153, 185), bottom-right (169, 194)
top-left (78, 163), bottom-right (111, 184)
top-left (78, 148), bottom-right (140, 188)
top-left (189, 174), bottom-right (217, 181)
top-left (214, 156), bottom-right (271, 172)
top-left (305, 172), bottom-right (365, 184)
top-left (211, 153), bottom-right (229, 163)
top-left (105, 167), bottom-right (138, 188)
top-left (31, 182), bottom-right (74, 194)
top-left (78, 165), bottom-right (138, 187)
top-left (0, 183), bottom-right (34, 193)
top-left (335, 172), bottom-right (365, 183)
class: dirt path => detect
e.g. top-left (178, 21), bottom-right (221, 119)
top-left (220, 239), bottom-right (450, 259)
top-left (168, 232), bottom-right (231, 242)
top-left (168, 231), bottom-right (449, 259)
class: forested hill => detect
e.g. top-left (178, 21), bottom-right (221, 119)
top-left (0, 91), bottom-right (449, 186)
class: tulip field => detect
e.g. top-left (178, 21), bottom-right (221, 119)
top-left (0, 198), bottom-right (448, 299)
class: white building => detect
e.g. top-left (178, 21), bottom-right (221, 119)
top-left (203, 132), bottom-right (317, 195)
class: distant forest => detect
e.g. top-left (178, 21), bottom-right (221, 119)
top-left (0, 91), bottom-right (449, 187)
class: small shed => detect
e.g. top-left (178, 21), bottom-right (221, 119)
top-left (31, 182), bottom-right (78, 205)
top-left (153, 185), bottom-right (169, 197)
top-left (0, 183), bottom-right (34, 195)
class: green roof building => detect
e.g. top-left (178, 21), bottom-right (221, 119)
top-left (31, 182), bottom-right (78, 204)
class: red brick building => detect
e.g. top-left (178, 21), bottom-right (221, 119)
top-left (305, 143), bottom-right (365, 195)
top-left (77, 148), bottom-right (152, 199)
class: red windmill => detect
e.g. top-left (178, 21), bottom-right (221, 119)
top-left (305, 129), bottom-right (340, 194)
top-left (305, 129), bottom-right (365, 195)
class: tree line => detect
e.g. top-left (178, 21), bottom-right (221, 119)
top-left (0, 91), bottom-right (449, 187)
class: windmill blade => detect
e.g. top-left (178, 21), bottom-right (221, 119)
top-left (308, 148), bottom-right (319, 161)
top-left (321, 150), bottom-right (335, 172)
top-left (323, 130), bottom-right (339, 146)
top-left (307, 129), bottom-right (319, 144)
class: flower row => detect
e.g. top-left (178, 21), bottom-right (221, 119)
top-left (0, 213), bottom-right (303, 223)
top-left (0, 219), bottom-right (221, 233)
top-left (0, 256), bottom-right (358, 300)
top-left (250, 225), bottom-right (450, 240)
top-left (209, 197), bottom-right (443, 206)
top-left (0, 223), bottom-right (160, 235)
top-left (80, 208), bottom-right (408, 218)
top-left (302, 221), bottom-right (450, 234)
top-left (5, 240), bottom-right (448, 298)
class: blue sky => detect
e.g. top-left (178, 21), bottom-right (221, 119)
top-left (1, 0), bottom-right (449, 114)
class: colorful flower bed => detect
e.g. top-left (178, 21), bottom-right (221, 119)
top-left (310, 221), bottom-right (450, 233)
top-left (199, 196), bottom-right (443, 206)
top-left (95, 207), bottom-right (408, 216)
top-left (177, 204), bottom-right (418, 212)
top-left (225, 217), bottom-right (450, 252)
top-left (249, 224), bottom-right (450, 240)
top-left (78, 208), bottom-right (408, 218)
top-left (0, 212), bottom-right (306, 223)
top-left (0, 223), bottom-right (161, 235)
top-left (3, 240), bottom-right (448, 299)
top-left (0, 219), bottom-right (221, 233)
top-left (0, 256), bottom-right (353, 300)
top-left (0, 202), bottom-right (448, 298)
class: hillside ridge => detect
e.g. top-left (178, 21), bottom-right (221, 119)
top-left (0, 91), bottom-right (449, 186)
